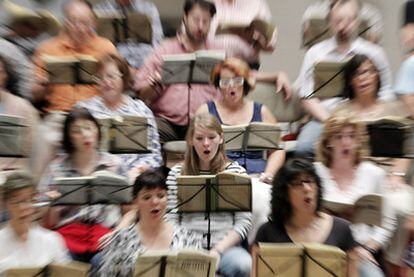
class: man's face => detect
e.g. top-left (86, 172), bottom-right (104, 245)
top-left (183, 4), bottom-right (212, 44)
top-left (329, 1), bottom-right (359, 43)
top-left (64, 2), bottom-right (96, 45)
top-left (6, 187), bottom-right (35, 225)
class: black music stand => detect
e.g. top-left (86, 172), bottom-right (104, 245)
top-left (51, 174), bottom-right (132, 206)
top-left (161, 51), bottom-right (225, 126)
top-left (98, 116), bottom-right (151, 154)
top-left (0, 115), bottom-right (26, 158)
top-left (174, 173), bottom-right (252, 250)
top-left (365, 118), bottom-right (414, 158)
top-left (222, 123), bottom-right (281, 172)
top-left (133, 249), bottom-right (216, 277)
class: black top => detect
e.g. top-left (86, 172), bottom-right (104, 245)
top-left (254, 217), bottom-right (356, 252)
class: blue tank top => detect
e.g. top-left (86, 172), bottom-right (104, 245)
top-left (207, 101), bottom-right (266, 173)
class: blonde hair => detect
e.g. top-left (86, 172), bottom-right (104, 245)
top-left (316, 115), bottom-right (369, 167)
top-left (182, 113), bottom-right (228, 175)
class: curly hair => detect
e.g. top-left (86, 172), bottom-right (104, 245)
top-left (270, 158), bottom-right (323, 227)
top-left (316, 115), bottom-right (369, 167)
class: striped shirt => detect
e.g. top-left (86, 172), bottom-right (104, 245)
top-left (166, 162), bottom-right (252, 249)
top-left (209, 0), bottom-right (277, 62)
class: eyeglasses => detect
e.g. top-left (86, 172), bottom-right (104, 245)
top-left (289, 178), bottom-right (316, 189)
top-left (8, 198), bottom-right (35, 207)
top-left (353, 68), bottom-right (377, 78)
top-left (95, 73), bottom-right (123, 83)
top-left (70, 122), bottom-right (98, 134)
top-left (219, 77), bottom-right (244, 88)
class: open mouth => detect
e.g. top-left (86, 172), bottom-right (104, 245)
top-left (342, 149), bottom-right (350, 156)
top-left (203, 150), bottom-right (211, 155)
top-left (304, 197), bottom-right (312, 205)
top-left (230, 91), bottom-right (236, 96)
top-left (151, 209), bottom-right (160, 215)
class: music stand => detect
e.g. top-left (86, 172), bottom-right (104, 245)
top-left (222, 123), bottom-right (281, 172)
top-left (41, 55), bottom-right (98, 85)
top-left (175, 173), bottom-right (252, 250)
top-left (94, 10), bottom-right (153, 45)
top-left (0, 115), bottom-right (26, 158)
top-left (161, 51), bottom-right (225, 126)
top-left (256, 243), bottom-right (346, 277)
top-left (51, 173), bottom-right (132, 206)
top-left (98, 116), bottom-right (151, 154)
top-left (133, 250), bottom-right (216, 277)
top-left (5, 262), bottom-right (90, 277)
top-left (364, 118), bottom-right (414, 158)
top-left (306, 60), bottom-right (349, 99)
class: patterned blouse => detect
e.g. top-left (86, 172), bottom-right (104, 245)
top-left (77, 95), bottom-right (162, 172)
top-left (38, 152), bottom-right (127, 228)
top-left (96, 224), bottom-right (202, 276)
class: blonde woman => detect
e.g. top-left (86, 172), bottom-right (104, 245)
top-left (315, 116), bottom-right (397, 277)
top-left (166, 113), bottom-right (252, 277)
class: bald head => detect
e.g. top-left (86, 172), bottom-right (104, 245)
top-left (329, 0), bottom-right (360, 44)
top-left (62, 0), bottom-right (96, 45)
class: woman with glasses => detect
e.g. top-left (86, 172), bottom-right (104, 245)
top-left (38, 107), bottom-right (127, 262)
top-left (0, 172), bottom-right (70, 274)
top-left (315, 116), bottom-right (397, 277)
top-left (334, 54), bottom-right (405, 121)
top-left (77, 54), bottom-right (162, 180)
top-left (252, 158), bottom-right (358, 276)
top-left (196, 58), bottom-right (285, 183)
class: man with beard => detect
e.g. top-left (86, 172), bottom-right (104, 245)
top-left (134, 0), bottom-right (220, 143)
top-left (295, 0), bottom-right (394, 159)
top-left (32, 0), bottom-right (118, 112)
top-left (134, 0), bottom-right (291, 143)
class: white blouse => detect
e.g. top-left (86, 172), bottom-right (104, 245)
top-left (315, 161), bottom-right (396, 247)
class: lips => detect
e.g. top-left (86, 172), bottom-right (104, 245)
top-left (203, 150), bottom-right (211, 155)
top-left (150, 209), bottom-right (160, 215)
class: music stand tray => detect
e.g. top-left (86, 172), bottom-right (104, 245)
top-left (134, 250), bottom-right (216, 277)
top-left (51, 172), bottom-right (132, 206)
top-left (99, 116), bottom-right (151, 154)
top-left (0, 114), bottom-right (26, 158)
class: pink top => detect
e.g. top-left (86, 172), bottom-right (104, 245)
top-left (135, 36), bottom-right (229, 126)
top-left (209, 0), bottom-right (277, 62)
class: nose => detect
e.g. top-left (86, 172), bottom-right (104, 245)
top-left (202, 138), bottom-right (210, 147)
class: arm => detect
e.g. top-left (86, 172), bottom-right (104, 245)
top-left (250, 244), bottom-right (260, 277)
top-left (133, 45), bottom-right (165, 103)
top-left (252, 70), bottom-right (292, 100)
top-left (301, 98), bottom-right (330, 122)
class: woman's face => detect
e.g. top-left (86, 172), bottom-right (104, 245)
top-left (191, 126), bottom-right (223, 166)
top-left (219, 68), bottom-right (245, 105)
top-left (288, 174), bottom-right (318, 214)
top-left (351, 60), bottom-right (379, 101)
top-left (6, 187), bottom-right (36, 226)
top-left (134, 187), bottom-right (167, 221)
top-left (69, 118), bottom-right (99, 152)
top-left (328, 125), bottom-right (358, 160)
top-left (98, 61), bottom-right (124, 103)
